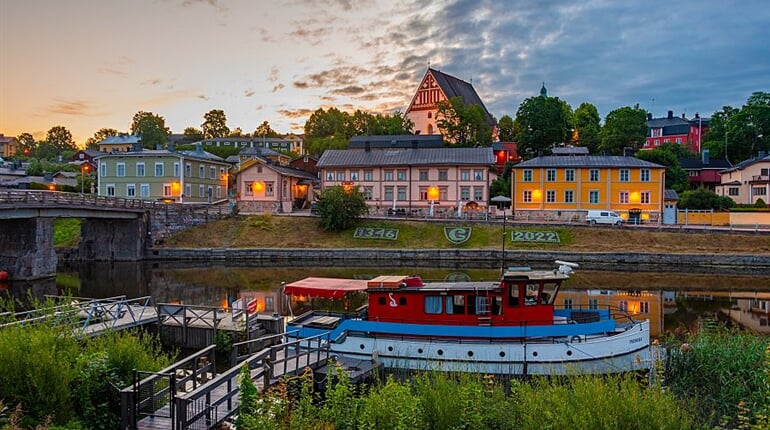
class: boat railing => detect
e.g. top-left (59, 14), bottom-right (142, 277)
top-left (230, 330), bottom-right (299, 366)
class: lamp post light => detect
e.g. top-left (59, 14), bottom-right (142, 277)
top-left (427, 186), bottom-right (439, 217)
top-left (81, 164), bottom-right (89, 194)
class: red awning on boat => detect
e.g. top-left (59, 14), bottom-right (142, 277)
top-left (283, 277), bottom-right (368, 299)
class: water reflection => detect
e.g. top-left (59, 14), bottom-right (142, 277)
top-left (3, 261), bottom-right (768, 337)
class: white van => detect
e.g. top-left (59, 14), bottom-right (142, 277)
top-left (585, 210), bottom-right (623, 225)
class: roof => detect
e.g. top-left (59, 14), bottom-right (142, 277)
top-left (95, 149), bottom-right (226, 164)
top-left (239, 158), bottom-right (317, 180)
top-left (348, 134), bottom-right (444, 149)
top-left (98, 134), bottom-right (141, 145)
top-left (721, 154), bottom-right (770, 173)
top-left (239, 146), bottom-right (283, 157)
top-left (514, 155), bottom-right (664, 169)
top-left (679, 157), bottom-right (732, 170)
top-left (0, 135), bottom-right (19, 144)
top-left (552, 146), bottom-right (590, 156)
top-left (283, 277), bottom-right (368, 299)
top-left (317, 147), bottom-right (495, 168)
top-left (664, 189), bottom-right (679, 201)
top-left (426, 68), bottom-right (495, 126)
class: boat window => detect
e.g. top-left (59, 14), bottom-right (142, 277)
top-left (492, 296), bottom-right (503, 315)
top-left (541, 282), bottom-right (559, 304)
top-left (468, 295), bottom-right (490, 315)
top-left (399, 297), bottom-right (407, 306)
top-left (446, 295), bottom-right (465, 314)
top-left (378, 297), bottom-right (386, 305)
top-left (525, 284), bottom-right (539, 306)
top-left (509, 284), bottom-right (520, 306)
top-left (424, 296), bottom-right (442, 314)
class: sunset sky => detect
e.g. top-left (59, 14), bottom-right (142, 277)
top-left (1, 0), bottom-right (768, 146)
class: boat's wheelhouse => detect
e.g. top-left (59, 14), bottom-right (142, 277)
top-left (365, 269), bottom-right (569, 327)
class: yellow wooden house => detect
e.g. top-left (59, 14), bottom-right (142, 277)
top-left (512, 155), bottom-right (666, 223)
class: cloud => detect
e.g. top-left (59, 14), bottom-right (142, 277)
top-left (44, 98), bottom-right (91, 116)
top-left (277, 108), bottom-right (315, 118)
top-left (244, 89), bottom-right (255, 97)
top-left (142, 78), bottom-right (163, 86)
top-left (97, 68), bottom-right (127, 76)
top-left (179, 0), bottom-right (227, 12)
top-left (329, 85), bottom-right (365, 96)
top-left (272, 83), bottom-right (285, 92)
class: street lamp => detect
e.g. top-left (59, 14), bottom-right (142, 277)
top-left (81, 164), bottom-right (90, 194)
top-left (427, 186), bottom-right (439, 217)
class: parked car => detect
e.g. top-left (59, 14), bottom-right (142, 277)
top-left (585, 210), bottom-right (623, 225)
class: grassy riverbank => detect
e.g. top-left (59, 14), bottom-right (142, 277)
top-left (159, 214), bottom-right (770, 255)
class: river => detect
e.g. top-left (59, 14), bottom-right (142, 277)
top-left (3, 260), bottom-right (769, 337)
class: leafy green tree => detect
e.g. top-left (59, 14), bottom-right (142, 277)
top-left (724, 91), bottom-right (770, 163)
top-left (702, 105), bottom-right (739, 160)
top-left (46, 126), bottom-right (77, 153)
top-left (497, 115), bottom-right (514, 141)
top-left (315, 185), bottom-right (368, 232)
top-left (254, 120), bottom-right (281, 138)
top-left (635, 144), bottom-right (689, 192)
top-left (17, 132), bottom-right (36, 156)
top-left (573, 102), bottom-right (601, 154)
top-left (599, 105), bottom-right (647, 155)
top-left (84, 128), bottom-right (118, 149)
top-left (201, 109), bottom-right (230, 139)
top-left (435, 96), bottom-right (493, 146)
top-left (229, 127), bottom-right (244, 137)
top-left (183, 127), bottom-right (204, 142)
top-left (130, 111), bottom-right (170, 149)
top-left (513, 95), bottom-right (573, 159)
top-left (678, 187), bottom-right (735, 210)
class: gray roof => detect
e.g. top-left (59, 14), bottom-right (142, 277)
top-left (664, 189), bottom-right (679, 201)
top-left (348, 134), bottom-right (443, 149)
top-left (99, 134), bottom-right (140, 145)
top-left (240, 146), bottom-right (282, 157)
top-left (552, 146), bottom-right (589, 155)
top-left (428, 68), bottom-right (495, 126)
top-left (721, 154), bottom-right (770, 173)
top-left (679, 157), bottom-right (732, 170)
top-left (95, 149), bottom-right (226, 164)
top-left (514, 155), bottom-right (664, 169)
top-left (317, 147), bottom-right (494, 168)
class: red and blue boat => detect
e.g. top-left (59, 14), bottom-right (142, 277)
top-left (284, 261), bottom-right (651, 376)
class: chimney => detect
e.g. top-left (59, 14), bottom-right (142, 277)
top-left (132, 142), bottom-right (142, 152)
top-left (695, 112), bottom-right (700, 119)
top-left (623, 147), bottom-right (633, 157)
top-left (195, 142), bottom-right (203, 154)
top-left (167, 142), bottom-right (175, 152)
top-left (647, 113), bottom-right (652, 121)
top-left (365, 140), bottom-right (370, 152)
top-left (44, 172), bottom-right (53, 182)
top-left (702, 149), bottom-right (710, 165)
top-left (681, 113), bottom-right (686, 119)
top-left (667, 110), bottom-right (673, 119)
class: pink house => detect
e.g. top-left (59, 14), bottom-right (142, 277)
top-left (236, 158), bottom-right (317, 213)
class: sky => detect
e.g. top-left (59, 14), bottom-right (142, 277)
top-left (1, 0), bottom-right (769, 146)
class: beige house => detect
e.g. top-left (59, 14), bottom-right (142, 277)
top-left (0, 134), bottom-right (20, 158)
top-left (717, 153), bottom-right (770, 205)
top-left (97, 134), bottom-right (141, 153)
top-left (317, 144), bottom-right (495, 217)
top-left (235, 158), bottom-right (318, 213)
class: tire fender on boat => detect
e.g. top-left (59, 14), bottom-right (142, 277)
top-left (570, 335), bottom-right (582, 343)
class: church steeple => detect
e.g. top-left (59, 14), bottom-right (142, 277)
top-left (540, 82), bottom-right (547, 97)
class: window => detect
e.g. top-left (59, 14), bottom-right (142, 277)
top-left (546, 169), bottom-right (556, 182)
top-left (523, 170), bottom-right (533, 182)
top-left (244, 182), bottom-right (253, 196)
top-left (641, 191), bottom-right (651, 204)
top-left (337, 171), bottom-right (345, 181)
top-left (640, 169), bottom-right (650, 182)
top-left (185, 184), bottom-right (191, 198)
top-left (397, 186), bottom-right (407, 200)
top-left (363, 186), bottom-right (373, 200)
top-left (652, 128), bottom-right (662, 137)
top-left (564, 189), bottom-right (574, 203)
top-left (546, 190), bottom-right (555, 203)
top-left (199, 184), bottom-right (204, 197)
top-left (589, 190), bottom-right (599, 204)
top-left (350, 171), bottom-right (359, 181)
top-left (676, 137), bottom-right (682, 143)
top-left (446, 295), bottom-right (465, 314)
top-left (163, 184), bottom-right (172, 197)
top-left (364, 170), bottom-right (373, 181)
top-left (474, 187), bottom-right (484, 201)
top-left (210, 166), bottom-right (216, 179)
top-left (106, 184), bottom-right (115, 197)
top-left (216, 186), bottom-right (222, 198)
top-left (384, 170), bottom-right (393, 181)
top-left (640, 302), bottom-right (650, 314)
top-left (589, 298), bottom-right (599, 310)
top-left (729, 187), bottom-right (739, 196)
top-left (438, 170), bottom-right (448, 181)
top-left (266, 182), bottom-right (274, 196)
top-left (419, 170), bottom-right (429, 181)
top-left (100, 163), bottom-right (106, 177)
top-left (474, 170), bottom-right (483, 181)
top-left (126, 184), bottom-right (135, 197)
top-left (117, 163), bottom-right (125, 177)
top-left (509, 285), bottom-right (520, 306)
top-left (397, 170), bottom-right (407, 181)
top-left (564, 298), bottom-right (573, 309)
top-left (761, 168), bottom-right (769, 176)
top-left (460, 187), bottom-right (470, 201)
top-left (326, 171), bottom-right (334, 181)
top-left (174, 163), bottom-right (180, 177)
top-left (140, 184), bottom-right (150, 197)
top-left (439, 187), bottom-right (448, 200)
top-left (565, 169), bottom-right (575, 182)
top-left (620, 169), bottom-right (629, 182)
top-left (460, 170), bottom-right (470, 180)
top-left (384, 186), bottom-right (394, 202)
top-left (523, 190), bottom-right (532, 203)
top-left (424, 296), bottom-right (442, 314)
top-left (524, 284), bottom-right (539, 306)
top-left (155, 163), bottom-right (164, 177)
top-left (620, 191), bottom-right (629, 204)
top-left (137, 163), bottom-right (145, 177)
top-left (753, 187), bottom-right (767, 196)
top-left (198, 165), bottom-right (204, 178)
top-left (589, 169), bottom-right (599, 182)
top-left (186, 163), bottom-right (191, 176)
top-left (618, 301), bottom-right (628, 312)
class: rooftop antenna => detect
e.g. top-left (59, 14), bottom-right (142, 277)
top-left (651, 98), bottom-right (655, 116)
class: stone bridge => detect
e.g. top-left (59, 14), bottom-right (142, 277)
top-left (0, 190), bottom-right (231, 281)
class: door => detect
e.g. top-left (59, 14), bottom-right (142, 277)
top-left (663, 203), bottom-right (677, 225)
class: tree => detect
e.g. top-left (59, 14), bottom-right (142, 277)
top-left (723, 91), bottom-right (770, 163)
top-left (315, 185), bottom-right (369, 232)
top-left (573, 102), bottom-right (601, 154)
top-left (85, 128), bottom-right (118, 149)
top-left (497, 115), bottom-right (514, 141)
top-left (229, 127), bottom-right (244, 137)
top-left (201, 109), bottom-right (230, 139)
top-left (634, 144), bottom-right (689, 192)
top-left (513, 95), bottom-right (573, 159)
top-left (678, 188), bottom-right (735, 210)
top-left (254, 121), bottom-right (281, 139)
top-left (17, 132), bottom-right (36, 156)
top-left (183, 127), bottom-right (204, 142)
top-left (46, 126), bottom-right (76, 153)
top-left (435, 96), bottom-right (493, 146)
top-left (702, 105), bottom-right (739, 160)
top-left (599, 105), bottom-right (647, 155)
top-left (130, 111), bottom-right (170, 149)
